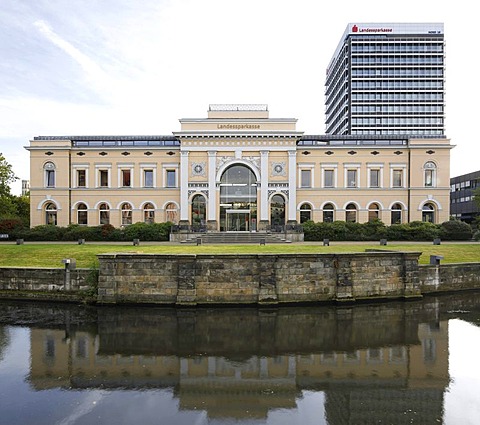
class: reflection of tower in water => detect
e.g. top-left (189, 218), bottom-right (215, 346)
top-left (323, 324), bottom-right (448, 424)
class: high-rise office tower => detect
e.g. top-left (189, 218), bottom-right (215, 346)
top-left (325, 23), bottom-right (445, 136)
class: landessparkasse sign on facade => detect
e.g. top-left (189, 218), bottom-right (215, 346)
top-left (348, 23), bottom-right (443, 35)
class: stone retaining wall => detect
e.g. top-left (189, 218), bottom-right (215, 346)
top-left (0, 267), bottom-right (91, 298)
top-left (419, 263), bottom-right (480, 293)
top-left (1, 254), bottom-right (480, 305)
top-left (97, 252), bottom-right (422, 305)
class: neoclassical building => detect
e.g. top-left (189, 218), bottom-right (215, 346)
top-left (27, 104), bottom-right (452, 230)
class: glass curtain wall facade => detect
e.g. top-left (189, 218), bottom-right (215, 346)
top-left (450, 170), bottom-right (480, 223)
top-left (325, 23), bottom-right (445, 136)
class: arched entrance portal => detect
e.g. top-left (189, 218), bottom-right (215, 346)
top-left (219, 165), bottom-right (258, 231)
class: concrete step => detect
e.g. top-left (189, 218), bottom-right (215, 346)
top-left (181, 232), bottom-right (291, 244)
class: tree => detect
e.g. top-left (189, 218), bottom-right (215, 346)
top-left (0, 153), bottom-right (19, 218)
top-left (474, 187), bottom-right (480, 209)
top-left (12, 194), bottom-right (30, 225)
top-left (0, 153), bottom-right (17, 198)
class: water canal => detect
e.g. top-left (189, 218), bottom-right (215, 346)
top-left (1, 293), bottom-right (480, 424)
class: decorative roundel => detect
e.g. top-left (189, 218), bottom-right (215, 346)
top-left (274, 164), bottom-right (283, 173)
top-left (194, 164), bottom-right (203, 174)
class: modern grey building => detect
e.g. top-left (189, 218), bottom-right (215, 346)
top-left (325, 23), bottom-right (445, 136)
top-left (450, 170), bottom-right (480, 223)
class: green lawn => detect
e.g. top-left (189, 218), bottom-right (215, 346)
top-left (0, 242), bottom-right (479, 267)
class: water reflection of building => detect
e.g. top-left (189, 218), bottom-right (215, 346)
top-left (29, 319), bottom-right (449, 422)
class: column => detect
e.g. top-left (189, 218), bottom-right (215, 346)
top-left (180, 150), bottom-right (189, 223)
top-left (259, 150), bottom-right (269, 230)
top-left (207, 151), bottom-right (217, 230)
top-left (288, 150), bottom-right (297, 223)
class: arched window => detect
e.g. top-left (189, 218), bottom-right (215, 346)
top-left (270, 194), bottom-right (286, 226)
top-left (77, 203), bottom-right (88, 225)
top-left (323, 203), bottom-right (335, 223)
top-left (99, 203), bottom-right (110, 225)
top-left (165, 202), bottom-right (178, 224)
top-left (44, 162), bottom-right (56, 188)
top-left (299, 203), bottom-right (312, 223)
top-left (143, 203), bottom-right (155, 224)
top-left (368, 203), bottom-right (380, 222)
top-left (422, 202), bottom-right (436, 223)
top-left (191, 195), bottom-right (206, 226)
top-left (346, 203), bottom-right (357, 223)
top-left (391, 203), bottom-right (402, 224)
top-left (45, 202), bottom-right (57, 225)
top-left (121, 202), bottom-right (133, 226)
top-left (424, 161), bottom-right (437, 187)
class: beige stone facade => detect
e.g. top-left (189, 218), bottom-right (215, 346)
top-left (26, 104), bottom-right (452, 229)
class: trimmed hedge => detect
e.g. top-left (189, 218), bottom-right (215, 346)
top-left (0, 221), bottom-right (172, 242)
top-left (0, 218), bottom-right (474, 242)
top-left (303, 219), bottom-right (473, 242)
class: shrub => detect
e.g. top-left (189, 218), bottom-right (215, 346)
top-left (122, 222), bottom-right (172, 241)
top-left (407, 221), bottom-right (442, 241)
top-left (303, 220), bottom-right (444, 242)
top-left (440, 220), bottom-right (473, 240)
top-left (12, 222), bottom-right (172, 242)
top-left (303, 221), bottom-right (336, 241)
top-left (330, 221), bottom-right (348, 240)
top-left (62, 225), bottom-right (99, 241)
top-left (302, 221), bottom-right (317, 241)
top-left (386, 223), bottom-right (412, 241)
top-left (0, 218), bottom-right (26, 239)
top-left (345, 221), bottom-right (365, 240)
top-left (361, 219), bottom-right (387, 240)
top-left (23, 225), bottom-right (66, 241)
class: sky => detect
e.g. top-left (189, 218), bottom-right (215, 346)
top-left (1, 0), bottom-right (478, 195)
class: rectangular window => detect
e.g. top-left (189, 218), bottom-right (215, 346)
top-left (121, 169), bottom-right (131, 187)
top-left (144, 170), bottom-right (154, 187)
top-left (370, 169), bottom-right (380, 188)
top-left (425, 170), bottom-right (434, 187)
top-left (347, 170), bottom-right (357, 188)
top-left (99, 170), bottom-right (109, 187)
top-left (100, 210), bottom-right (109, 225)
top-left (301, 169), bottom-right (311, 188)
top-left (122, 209), bottom-right (132, 225)
top-left (393, 170), bottom-right (403, 187)
top-left (77, 170), bottom-right (86, 187)
top-left (46, 170), bottom-right (55, 187)
top-left (166, 170), bottom-right (176, 187)
top-left (324, 169), bottom-right (334, 188)
top-left (78, 210), bottom-right (88, 225)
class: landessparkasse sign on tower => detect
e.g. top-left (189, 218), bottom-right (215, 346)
top-left (347, 22), bottom-right (443, 35)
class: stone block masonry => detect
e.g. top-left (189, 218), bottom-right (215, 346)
top-left (96, 251), bottom-right (423, 305)
top-left (2, 253), bottom-right (480, 305)
top-left (0, 267), bottom-right (91, 301)
top-left (419, 263), bottom-right (480, 293)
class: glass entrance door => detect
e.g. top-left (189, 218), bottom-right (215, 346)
top-left (219, 165), bottom-right (258, 232)
top-left (226, 210), bottom-right (250, 231)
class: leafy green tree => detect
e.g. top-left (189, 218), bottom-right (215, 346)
top-left (0, 153), bottom-right (19, 218)
top-left (474, 187), bottom-right (480, 209)
top-left (11, 194), bottom-right (30, 226)
top-left (0, 153), bottom-right (17, 198)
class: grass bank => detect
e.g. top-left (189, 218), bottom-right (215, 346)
top-left (0, 242), bottom-right (479, 268)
